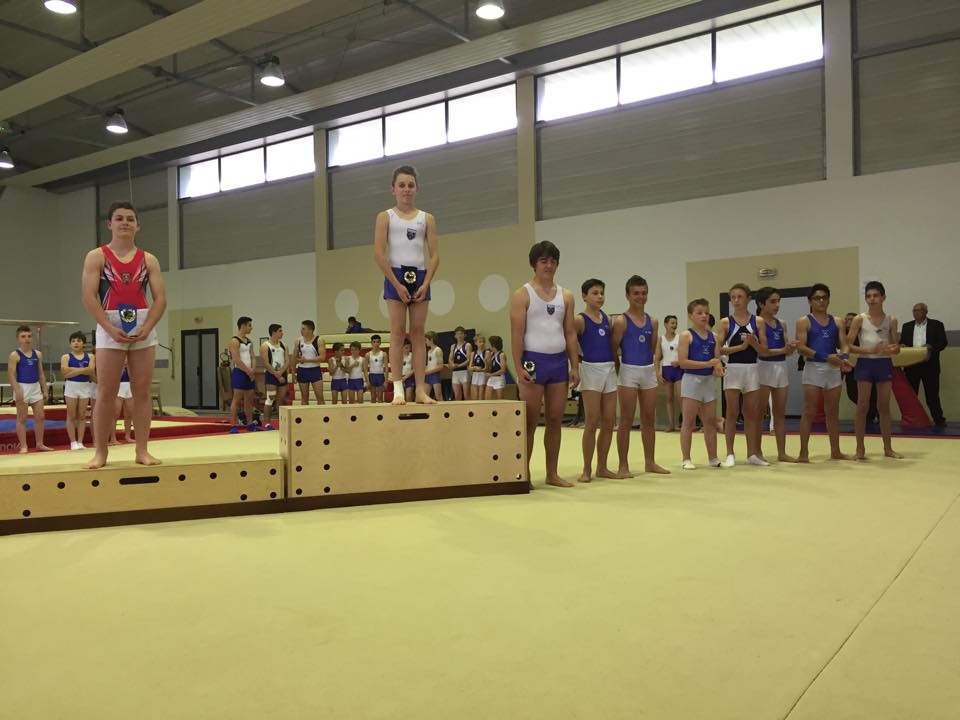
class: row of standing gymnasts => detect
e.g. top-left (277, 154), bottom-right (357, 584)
top-left (573, 277), bottom-right (902, 482)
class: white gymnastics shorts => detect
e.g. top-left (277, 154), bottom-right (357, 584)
top-left (579, 361), bottom-right (617, 394)
top-left (64, 381), bottom-right (93, 399)
top-left (723, 363), bottom-right (760, 393)
top-left (451, 369), bottom-right (469, 385)
top-left (757, 361), bottom-right (789, 389)
top-left (618, 363), bottom-right (657, 391)
top-left (802, 361), bottom-right (842, 390)
top-left (96, 308), bottom-right (158, 351)
top-left (16, 382), bottom-right (43, 405)
top-left (486, 375), bottom-right (505, 390)
top-left (471, 372), bottom-right (487, 387)
top-left (680, 374), bottom-right (716, 404)
top-left (118, 382), bottom-right (133, 399)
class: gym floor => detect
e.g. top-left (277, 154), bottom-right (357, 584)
top-left (1, 429), bottom-right (958, 719)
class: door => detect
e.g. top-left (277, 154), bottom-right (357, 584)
top-left (181, 328), bottom-right (219, 410)
top-left (720, 287), bottom-right (811, 417)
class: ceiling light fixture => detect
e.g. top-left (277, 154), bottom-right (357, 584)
top-left (0, 148), bottom-right (14, 169)
top-left (258, 57), bottom-right (286, 87)
top-left (476, 0), bottom-right (504, 20)
top-left (105, 109), bottom-right (129, 135)
top-left (44, 0), bottom-right (78, 14)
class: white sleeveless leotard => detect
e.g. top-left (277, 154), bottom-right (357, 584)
top-left (858, 313), bottom-right (892, 359)
top-left (367, 351), bottom-right (385, 374)
top-left (523, 283), bottom-right (566, 354)
top-left (299, 338), bottom-right (321, 368)
top-left (387, 209), bottom-right (427, 270)
top-left (348, 356), bottom-right (364, 380)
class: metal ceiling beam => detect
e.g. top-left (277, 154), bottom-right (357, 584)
top-left (0, 65), bottom-right (153, 138)
top-left (392, 0), bottom-right (472, 43)
top-left (393, 0), bottom-right (514, 64)
top-left (0, 0), bottom-right (315, 119)
top-left (31, 1), bottom-right (400, 127)
top-left (138, 0), bottom-right (304, 95)
top-left (0, 14), bottom-right (298, 124)
top-left (4, 0), bottom-right (712, 187)
top-left (0, 19), bottom-right (94, 53)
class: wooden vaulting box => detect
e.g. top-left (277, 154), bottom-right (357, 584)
top-left (1, 454), bottom-right (285, 533)
top-left (280, 401), bottom-right (529, 506)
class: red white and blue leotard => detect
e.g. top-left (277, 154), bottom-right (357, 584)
top-left (95, 245), bottom-right (158, 349)
top-left (99, 246), bottom-right (149, 311)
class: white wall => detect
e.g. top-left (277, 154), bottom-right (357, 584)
top-left (164, 252), bottom-right (318, 337)
top-left (0, 185), bottom-right (71, 365)
top-left (540, 161), bottom-right (960, 329)
top-left (0, 186), bottom-right (61, 321)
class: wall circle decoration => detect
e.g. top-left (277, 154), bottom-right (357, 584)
top-left (479, 274), bottom-right (510, 312)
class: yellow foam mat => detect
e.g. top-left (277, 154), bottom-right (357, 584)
top-left (0, 430), bottom-right (957, 719)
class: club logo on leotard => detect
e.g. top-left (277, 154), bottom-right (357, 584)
top-left (546, 305), bottom-right (555, 315)
top-left (403, 270), bottom-right (417, 284)
top-left (121, 272), bottom-right (131, 284)
top-left (406, 228), bottom-right (417, 241)
top-left (639, 334), bottom-right (647, 343)
top-left (598, 328), bottom-right (606, 337)
top-left (119, 308), bottom-right (137, 324)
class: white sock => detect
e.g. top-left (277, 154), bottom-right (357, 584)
top-left (394, 380), bottom-right (404, 396)
top-left (723, 454), bottom-right (736, 467)
top-left (747, 454), bottom-right (770, 466)
top-left (681, 459), bottom-right (696, 470)
top-left (709, 457), bottom-right (722, 467)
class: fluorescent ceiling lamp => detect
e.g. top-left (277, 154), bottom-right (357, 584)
top-left (105, 110), bottom-right (129, 135)
top-left (0, 148), bottom-right (14, 169)
top-left (259, 59), bottom-right (286, 87)
top-left (44, 0), bottom-right (78, 14)
top-left (476, 1), bottom-right (504, 20)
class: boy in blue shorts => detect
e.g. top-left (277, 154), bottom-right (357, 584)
top-left (612, 275), bottom-right (669, 476)
top-left (846, 281), bottom-right (902, 460)
top-left (260, 323), bottom-right (289, 430)
top-left (229, 316), bottom-right (259, 433)
top-left (509, 241), bottom-right (580, 487)
top-left (8, 325), bottom-right (51, 453)
top-left (366, 334), bottom-right (388, 403)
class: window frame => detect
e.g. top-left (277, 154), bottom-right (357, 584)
top-left (534, 1), bottom-right (823, 125)
top-left (325, 81), bottom-right (519, 169)
top-left (177, 132), bottom-right (316, 201)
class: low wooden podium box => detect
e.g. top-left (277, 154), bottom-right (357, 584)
top-left (280, 401), bottom-right (529, 508)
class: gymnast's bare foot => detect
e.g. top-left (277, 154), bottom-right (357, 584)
top-left (415, 390), bottom-right (436, 404)
top-left (85, 453), bottom-right (107, 469)
top-left (614, 465), bottom-right (635, 478)
top-left (37, 444), bottom-right (53, 452)
top-left (831, 452), bottom-right (854, 461)
top-left (18, 446), bottom-right (28, 454)
top-left (854, 449), bottom-right (867, 461)
top-left (884, 449), bottom-right (903, 459)
top-left (596, 467), bottom-right (618, 479)
top-left (797, 454), bottom-right (810, 464)
top-left (778, 454), bottom-right (798, 463)
top-left (136, 452), bottom-right (161, 466)
top-left (576, 471), bottom-right (592, 483)
top-left (546, 475), bottom-right (574, 488)
top-left (645, 463), bottom-right (671, 474)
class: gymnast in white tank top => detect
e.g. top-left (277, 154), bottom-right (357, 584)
top-left (374, 165), bottom-right (439, 406)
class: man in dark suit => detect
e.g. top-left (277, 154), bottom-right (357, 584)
top-left (900, 303), bottom-right (947, 426)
